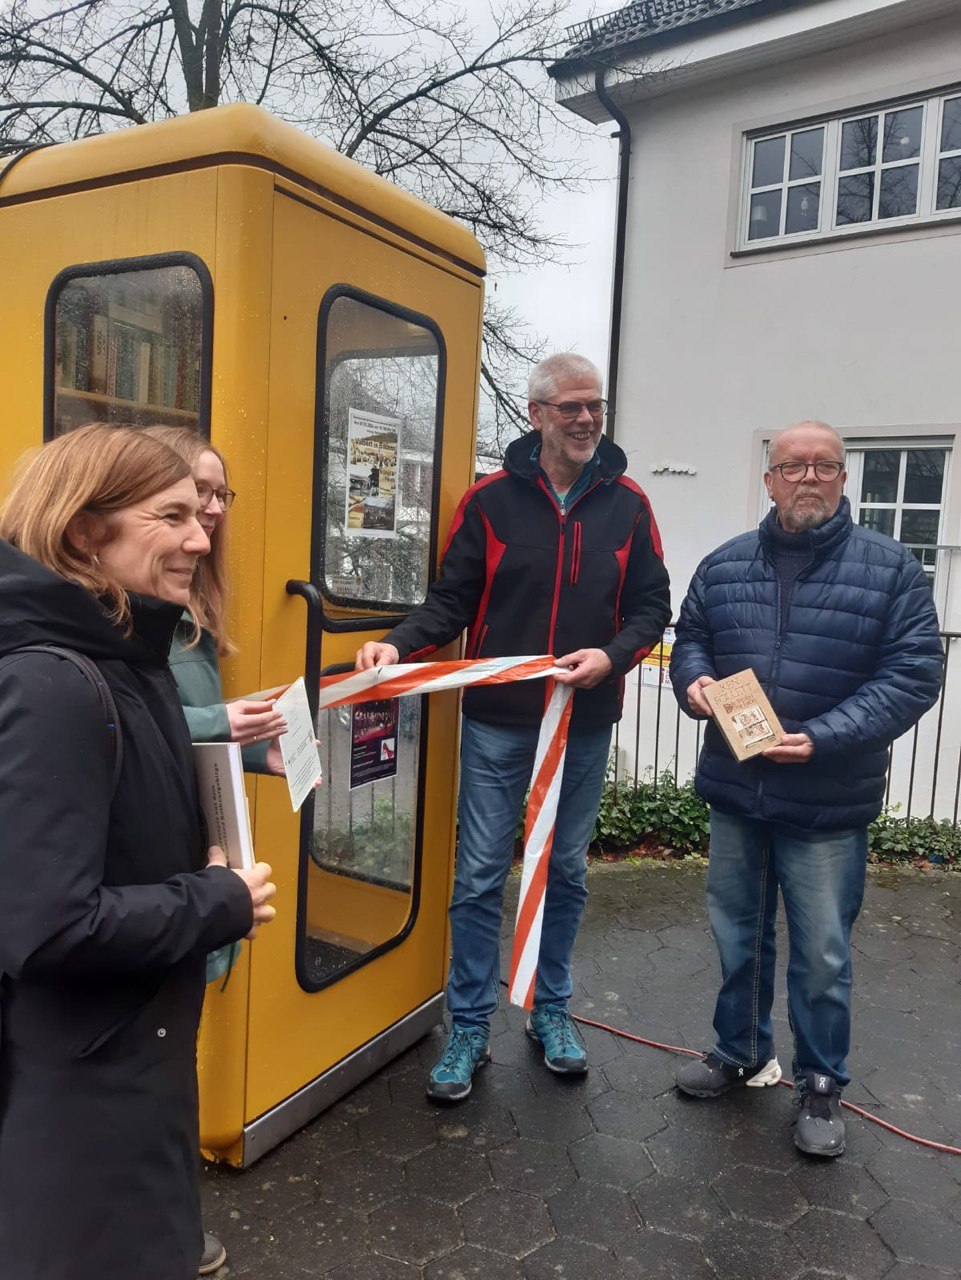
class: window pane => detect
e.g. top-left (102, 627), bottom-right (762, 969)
top-left (941, 96), bottom-right (961, 153)
top-left (882, 106), bottom-right (923, 162)
top-left (303, 697), bottom-right (422, 987)
top-left (858, 508), bottom-right (895, 538)
top-left (789, 128), bottom-right (824, 180)
top-left (752, 135), bottom-right (785, 188)
top-left (748, 189), bottom-right (781, 239)
top-left (840, 116), bottom-right (877, 171)
top-left (878, 164), bottom-right (918, 219)
top-left (862, 450), bottom-right (900, 504)
top-left (836, 172), bottom-right (875, 224)
top-left (53, 265), bottom-right (204, 436)
top-left (903, 450), bottom-right (946, 504)
top-left (785, 183), bottom-right (820, 234)
top-left (900, 508), bottom-right (940, 552)
top-left (937, 156), bottom-right (961, 210)
top-left (320, 295), bottom-right (440, 609)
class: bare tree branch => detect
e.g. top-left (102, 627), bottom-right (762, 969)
top-left (0, 0), bottom-right (597, 444)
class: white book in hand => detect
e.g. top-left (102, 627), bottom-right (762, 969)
top-left (193, 742), bottom-right (255, 870)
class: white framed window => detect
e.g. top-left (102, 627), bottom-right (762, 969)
top-left (937, 95), bottom-right (961, 210)
top-left (844, 445), bottom-right (948, 583)
top-left (742, 88), bottom-right (961, 248)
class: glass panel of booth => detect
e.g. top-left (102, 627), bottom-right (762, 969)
top-left (319, 292), bottom-right (441, 611)
top-left (300, 695), bottom-right (423, 990)
top-left (50, 263), bottom-right (205, 436)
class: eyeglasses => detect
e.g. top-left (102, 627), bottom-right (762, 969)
top-left (770, 460), bottom-right (843, 483)
top-left (535, 398), bottom-right (608, 421)
top-left (196, 482), bottom-right (237, 509)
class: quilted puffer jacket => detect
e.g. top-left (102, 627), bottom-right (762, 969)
top-left (670, 499), bottom-right (943, 829)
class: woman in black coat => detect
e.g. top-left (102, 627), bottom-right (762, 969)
top-left (0, 423), bottom-right (277, 1280)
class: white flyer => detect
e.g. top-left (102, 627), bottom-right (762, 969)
top-left (275, 676), bottom-right (323, 812)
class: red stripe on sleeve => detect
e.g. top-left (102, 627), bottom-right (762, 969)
top-left (440, 469), bottom-right (507, 561)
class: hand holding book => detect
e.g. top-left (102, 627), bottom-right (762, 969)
top-left (206, 844), bottom-right (277, 939)
top-left (700, 669), bottom-right (786, 763)
top-left (758, 732), bottom-right (813, 763)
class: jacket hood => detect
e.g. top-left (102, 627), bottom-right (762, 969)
top-left (503, 430), bottom-right (628, 485)
top-left (759, 495), bottom-right (853, 561)
top-left (0, 539), bottom-right (182, 664)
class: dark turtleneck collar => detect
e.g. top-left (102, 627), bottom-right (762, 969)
top-left (126, 593), bottom-right (189, 662)
top-left (759, 495), bottom-right (853, 561)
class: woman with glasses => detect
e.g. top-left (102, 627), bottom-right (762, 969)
top-left (144, 427), bottom-right (286, 776)
top-left (142, 427), bottom-right (284, 1277)
top-left (0, 424), bottom-right (276, 1280)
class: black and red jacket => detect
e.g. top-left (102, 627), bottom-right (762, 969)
top-left (384, 431), bottom-right (672, 731)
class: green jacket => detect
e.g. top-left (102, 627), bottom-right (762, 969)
top-left (168, 613), bottom-right (269, 773)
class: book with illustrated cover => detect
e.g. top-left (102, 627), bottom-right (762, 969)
top-left (703, 669), bottom-right (784, 762)
top-left (193, 742), bottom-right (255, 870)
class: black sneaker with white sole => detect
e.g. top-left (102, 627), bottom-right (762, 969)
top-left (675, 1051), bottom-right (782, 1098)
top-left (794, 1071), bottom-right (845, 1157)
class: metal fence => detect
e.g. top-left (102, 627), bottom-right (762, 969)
top-left (612, 631), bottom-right (961, 825)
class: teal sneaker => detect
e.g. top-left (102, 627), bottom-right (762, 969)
top-left (526, 1002), bottom-right (588, 1075)
top-left (426, 1025), bottom-right (491, 1101)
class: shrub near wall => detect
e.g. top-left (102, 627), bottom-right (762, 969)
top-left (593, 773), bottom-right (710, 856)
top-left (591, 776), bottom-right (960, 867)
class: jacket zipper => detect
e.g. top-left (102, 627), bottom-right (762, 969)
top-left (569, 521), bottom-right (582, 585)
top-left (547, 516), bottom-right (567, 655)
top-left (540, 475), bottom-right (604, 654)
top-left (759, 547), bottom-right (815, 806)
top-left (471, 623), bottom-right (489, 659)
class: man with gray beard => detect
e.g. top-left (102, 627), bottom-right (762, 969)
top-left (669, 421), bottom-right (942, 1159)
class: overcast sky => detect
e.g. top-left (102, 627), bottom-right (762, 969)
top-left (489, 0), bottom-right (619, 386)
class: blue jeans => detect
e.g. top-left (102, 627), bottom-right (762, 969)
top-left (447, 716), bottom-right (612, 1034)
top-left (706, 809), bottom-right (868, 1087)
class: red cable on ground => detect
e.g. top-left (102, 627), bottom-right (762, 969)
top-left (570, 1011), bottom-right (961, 1157)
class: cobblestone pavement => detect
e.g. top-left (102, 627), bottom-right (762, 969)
top-left (201, 861), bottom-right (961, 1279)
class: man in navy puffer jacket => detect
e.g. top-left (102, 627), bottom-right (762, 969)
top-left (669, 421), bottom-right (942, 1159)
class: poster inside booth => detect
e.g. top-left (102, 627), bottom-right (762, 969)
top-left (346, 407), bottom-right (400, 537)
top-left (350, 699), bottom-right (400, 789)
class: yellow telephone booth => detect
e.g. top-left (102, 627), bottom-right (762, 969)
top-left (0, 104), bottom-right (485, 1166)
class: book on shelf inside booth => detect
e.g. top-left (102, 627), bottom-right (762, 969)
top-left (703, 669), bottom-right (784, 762)
top-left (193, 742), bottom-right (255, 870)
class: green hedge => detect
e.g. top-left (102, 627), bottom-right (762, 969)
top-left (593, 772), bottom-right (709, 855)
top-left (590, 774), bottom-right (960, 867)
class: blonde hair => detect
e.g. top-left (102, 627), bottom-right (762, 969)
top-left (0, 422), bottom-right (191, 632)
top-left (141, 425), bottom-right (235, 657)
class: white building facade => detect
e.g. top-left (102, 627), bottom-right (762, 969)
top-left (552, 0), bottom-right (961, 815)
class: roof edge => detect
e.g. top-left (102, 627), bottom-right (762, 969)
top-left (549, 0), bottom-right (827, 78)
top-left (0, 104), bottom-right (485, 274)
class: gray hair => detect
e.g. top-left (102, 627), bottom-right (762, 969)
top-left (528, 353), bottom-right (603, 403)
top-left (769, 420), bottom-right (846, 465)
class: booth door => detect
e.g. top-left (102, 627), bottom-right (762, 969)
top-left (244, 186), bottom-right (482, 1130)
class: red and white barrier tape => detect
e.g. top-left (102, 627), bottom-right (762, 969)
top-left (318, 656), bottom-right (572, 1008)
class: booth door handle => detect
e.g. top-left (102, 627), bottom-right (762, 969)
top-left (285, 580), bottom-right (324, 718)
top-left (285, 578), bottom-right (324, 612)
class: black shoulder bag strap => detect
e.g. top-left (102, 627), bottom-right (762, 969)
top-left (4, 644), bottom-right (124, 795)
